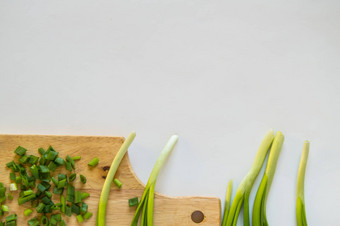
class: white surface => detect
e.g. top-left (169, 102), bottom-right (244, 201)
top-left (0, 1), bottom-right (339, 225)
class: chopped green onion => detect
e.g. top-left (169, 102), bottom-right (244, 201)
top-left (40, 215), bottom-right (48, 225)
top-left (1, 205), bottom-right (9, 212)
top-left (36, 203), bottom-right (45, 213)
top-left (10, 173), bottom-right (16, 181)
top-left (51, 177), bottom-right (58, 186)
top-left (297, 141), bottom-right (309, 226)
top-left (45, 191), bottom-right (52, 198)
top-left (14, 146), bottom-right (27, 156)
top-left (72, 156), bottom-right (81, 160)
top-left (81, 192), bottom-right (90, 200)
top-left (39, 165), bottom-right (49, 173)
top-left (75, 191), bottom-right (82, 204)
top-left (28, 217), bottom-right (39, 226)
top-left (88, 157), bottom-right (99, 167)
top-left (83, 211), bottom-right (93, 219)
top-left (80, 202), bottom-right (88, 214)
top-left (129, 197), bottom-right (139, 207)
top-left (77, 214), bottom-right (84, 223)
top-left (38, 148), bottom-right (46, 155)
top-left (60, 220), bottom-right (66, 226)
top-left (65, 205), bottom-right (72, 217)
top-left (30, 165), bottom-right (39, 179)
top-left (69, 173), bottom-right (76, 182)
top-left (27, 155), bottom-right (39, 165)
top-left (6, 214), bottom-right (17, 222)
top-left (9, 183), bottom-right (17, 191)
top-left (80, 175), bottom-right (87, 184)
top-left (60, 195), bottom-right (66, 213)
top-left (46, 150), bottom-right (58, 161)
top-left (67, 184), bottom-right (75, 202)
top-left (48, 161), bottom-right (58, 172)
top-left (97, 132), bottom-right (136, 226)
top-left (71, 203), bottom-right (80, 215)
top-left (65, 161), bottom-right (72, 171)
top-left (58, 179), bottom-right (67, 189)
top-left (54, 157), bottom-right (65, 165)
top-left (113, 178), bottom-right (122, 188)
top-left (24, 208), bottom-right (33, 216)
top-left (66, 156), bottom-right (75, 169)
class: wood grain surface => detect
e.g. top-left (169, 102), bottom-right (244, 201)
top-left (0, 135), bottom-right (221, 225)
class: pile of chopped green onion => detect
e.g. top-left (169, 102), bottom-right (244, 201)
top-left (2, 145), bottom-right (93, 225)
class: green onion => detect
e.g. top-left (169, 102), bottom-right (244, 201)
top-left (40, 215), bottom-right (48, 225)
top-left (80, 203), bottom-right (88, 214)
top-left (38, 148), bottom-right (46, 155)
top-left (65, 205), bottom-right (72, 217)
top-left (75, 191), bottom-right (82, 203)
top-left (1, 205), bottom-right (9, 212)
top-left (60, 195), bottom-right (66, 213)
top-left (81, 192), bottom-right (90, 200)
top-left (72, 156), bottom-right (81, 160)
top-left (54, 157), bottom-right (65, 165)
top-left (129, 197), bottom-right (139, 207)
top-left (131, 135), bottom-right (179, 226)
top-left (97, 131), bottom-right (136, 226)
top-left (28, 217), bottom-right (39, 226)
top-left (10, 173), bottom-right (16, 181)
top-left (27, 155), bottom-right (39, 165)
top-left (60, 220), bottom-right (66, 226)
top-left (69, 173), bottom-right (76, 182)
top-left (24, 208), bottom-right (33, 216)
top-left (113, 178), bottom-right (122, 188)
top-left (65, 162), bottom-right (72, 171)
top-left (67, 184), bottom-right (75, 202)
top-left (80, 175), bottom-right (87, 184)
top-left (224, 130), bottom-right (275, 226)
top-left (221, 180), bottom-right (233, 226)
top-left (66, 155), bottom-right (75, 169)
top-left (9, 183), bottom-right (18, 191)
top-left (36, 203), bottom-right (45, 213)
top-left (77, 214), bottom-right (84, 223)
top-left (252, 131), bottom-right (284, 226)
top-left (48, 161), bottom-right (58, 172)
top-left (5, 214), bottom-right (17, 223)
top-left (297, 141), bottom-right (309, 226)
top-left (45, 191), bottom-right (52, 198)
top-left (58, 179), bottom-right (67, 189)
top-left (37, 183), bottom-right (47, 192)
top-left (83, 211), bottom-right (93, 219)
top-left (14, 146), bottom-right (27, 156)
top-left (30, 165), bottom-right (39, 179)
top-left (71, 203), bottom-right (80, 215)
top-left (88, 157), bottom-right (99, 167)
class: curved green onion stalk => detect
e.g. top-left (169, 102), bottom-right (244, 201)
top-left (131, 135), bottom-right (179, 226)
top-left (221, 180), bottom-right (233, 226)
top-left (297, 141), bottom-right (309, 226)
top-left (252, 131), bottom-right (284, 226)
top-left (224, 130), bottom-right (275, 226)
top-left (96, 132), bottom-right (136, 226)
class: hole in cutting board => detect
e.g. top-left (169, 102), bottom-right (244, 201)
top-left (191, 210), bottom-right (204, 223)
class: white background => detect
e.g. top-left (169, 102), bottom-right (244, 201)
top-left (1, 1), bottom-right (339, 225)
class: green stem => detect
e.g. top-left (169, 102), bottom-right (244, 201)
top-left (297, 141), bottom-right (309, 226)
top-left (131, 135), bottom-right (179, 226)
top-left (226, 130), bottom-right (274, 226)
top-left (221, 180), bottom-right (233, 226)
top-left (252, 131), bottom-right (284, 226)
top-left (96, 132), bottom-right (136, 226)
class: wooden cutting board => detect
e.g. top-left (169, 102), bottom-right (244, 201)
top-left (0, 135), bottom-right (221, 225)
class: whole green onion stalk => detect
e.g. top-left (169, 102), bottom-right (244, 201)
top-left (131, 135), bottom-right (179, 226)
top-left (252, 131), bottom-right (284, 226)
top-left (296, 141), bottom-right (309, 226)
top-left (224, 130), bottom-right (275, 226)
top-left (221, 180), bottom-right (233, 226)
top-left (96, 131), bottom-right (136, 226)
